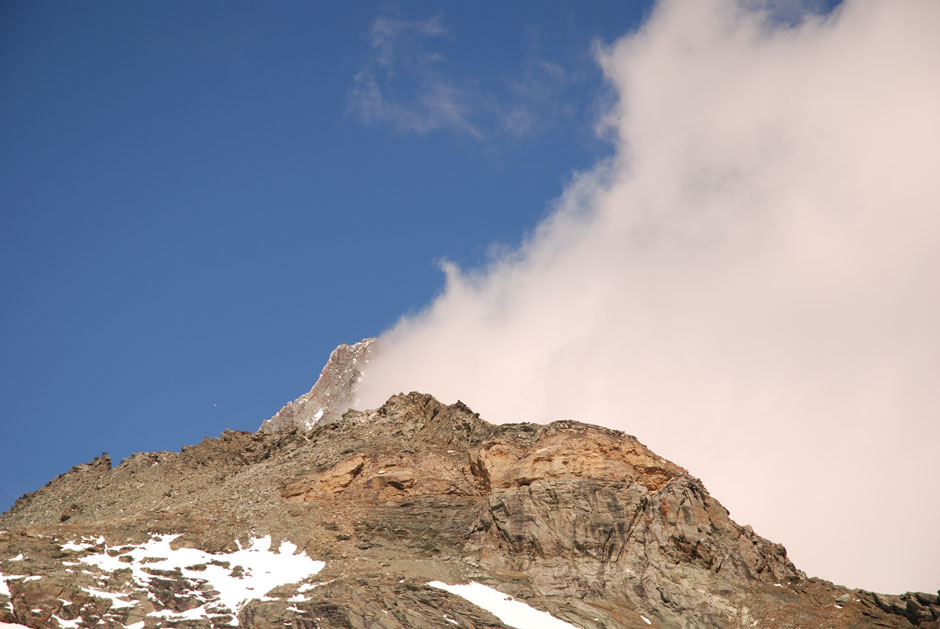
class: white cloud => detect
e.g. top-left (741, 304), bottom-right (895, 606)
top-left (348, 13), bottom-right (584, 143)
top-left (357, 0), bottom-right (940, 594)
top-left (349, 14), bottom-right (481, 137)
top-left (350, 66), bottom-right (480, 138)
top-left (369, 15), bottom-right (446, 69)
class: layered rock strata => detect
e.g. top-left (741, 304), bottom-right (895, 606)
top-left (1, 393), bottom-right (937, 628)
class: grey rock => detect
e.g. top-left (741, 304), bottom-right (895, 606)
top-left (258, 338), bottom-right (376, 433)
top-left (2, 383), bottom-right (937, 628)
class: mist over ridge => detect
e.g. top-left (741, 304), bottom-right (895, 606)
top-left (356, 0), bottom-right (940, 594)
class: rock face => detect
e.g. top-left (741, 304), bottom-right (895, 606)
top-left (2, 392), bottom-right (938, 628)
top-left (258, 338), bottom-right (375, 432)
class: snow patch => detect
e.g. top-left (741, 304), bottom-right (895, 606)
top-left (641, 615), bottom-right (652, 625)
top-left (64, 534), bottom-right (325, 626)
top-left (427, 581), bottom-right (577, 629)
top-left (61, 536), bottom-right (103, 552)
top-left (7, 554), bottom-right (23, 562)
top-left (80, 586), bottom-right (137, 609)
top-left (297, 582), bottom-right (322, 593)
top-left (0, 571), bottom-right (27, 598)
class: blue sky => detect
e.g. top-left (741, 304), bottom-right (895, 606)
top-left (0, 2), bottom-right (648, 512)
top-left (3, 0), bottom-right (936, 596)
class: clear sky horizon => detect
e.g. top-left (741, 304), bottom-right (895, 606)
top-left (4, 0), bottom-right (937, 597)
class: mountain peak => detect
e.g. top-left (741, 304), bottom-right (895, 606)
top-left (1, 347), bottom-right (938, 627)
top-left (258, 337), bottom-right (376, 433)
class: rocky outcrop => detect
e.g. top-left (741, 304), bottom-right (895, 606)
top-left (1, 392), bottom-right (937, 628)
top-left (257, 337), bottom-right (376, 433)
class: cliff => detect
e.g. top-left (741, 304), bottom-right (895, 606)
top-left (2, 391), bottom-right (937, 628)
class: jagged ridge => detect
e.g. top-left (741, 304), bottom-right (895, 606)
top-left (257, 338), bottom-right (375, 433)
top-left (2, 391), bottom-right (937, 628)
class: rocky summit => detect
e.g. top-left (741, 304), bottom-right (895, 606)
top-left (258, 339), bottom-right (376, 433)
top-left (1, 351), bottom-right (938, 628)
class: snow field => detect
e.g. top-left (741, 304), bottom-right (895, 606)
top-left (427, 580), bottom-right (578, 629)
top-left (65, 533), bottom-right (325, 626)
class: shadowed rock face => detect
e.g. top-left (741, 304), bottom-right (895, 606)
top-left (258, 337), bottom-right (376, 433)
top-left (2, 391), bottom-right (938, 628)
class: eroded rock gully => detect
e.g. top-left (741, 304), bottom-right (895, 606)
top-left (1, 392), bottom-right (937, 628)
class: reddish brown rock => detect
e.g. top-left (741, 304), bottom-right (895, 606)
top-left (2, 390), bottom-right (937, 628)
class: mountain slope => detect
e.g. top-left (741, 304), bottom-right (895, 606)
top-left (2, 390), bottom-right (937, 628)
